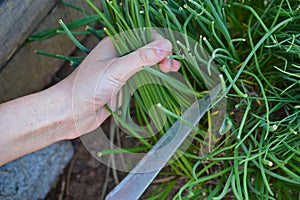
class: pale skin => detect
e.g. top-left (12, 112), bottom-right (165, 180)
top-left (0, 33), bottom-right (180, 166)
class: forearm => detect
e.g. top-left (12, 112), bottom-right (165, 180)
top-left (0, 81), bottom-right (74, 166)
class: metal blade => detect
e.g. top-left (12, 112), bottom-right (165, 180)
top-left (106, 85), bottom-right (221, 200)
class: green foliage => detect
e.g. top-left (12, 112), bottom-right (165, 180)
top-left (30, 0), bottom-right (300, 199)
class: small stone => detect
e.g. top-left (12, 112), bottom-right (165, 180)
top-left (0, 141), bottom-right (73, 199)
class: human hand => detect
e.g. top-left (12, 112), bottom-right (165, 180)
top-left (0, 32), bottom-right (180, 165)
top-left (59, 32), bottom-right (180, 139)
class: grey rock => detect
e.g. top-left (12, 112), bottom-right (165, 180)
top-left (0, 141), bottom-right (74, 200)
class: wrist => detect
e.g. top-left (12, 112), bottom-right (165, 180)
top-left (44, 78), bottom-right (77, 141)
top-left (0, 81), bottom-right (75, 165)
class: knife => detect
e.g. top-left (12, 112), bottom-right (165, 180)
top-left (106, 84), bottom-right (222, 200)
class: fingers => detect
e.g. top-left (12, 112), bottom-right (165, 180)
top-left (91, 29), bottom-right (163, 61)
top-left (159, 59), bottom-right (181, 73)
top-left (152, 30), bottom-right (181, 73)
top-left (110, 39), bottom-right (173, 82)
top-left (125, 39), bottom-right (172, 67)
top-left (89, 32), bottom-right (181, 74)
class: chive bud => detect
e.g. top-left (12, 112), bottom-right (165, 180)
top-left (58, 19), bottom-right (90, 53)
top-left (263, 159), bottom-right (273, 167)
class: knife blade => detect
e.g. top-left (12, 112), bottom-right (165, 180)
top-left (106, 84), bottom-right (221, 200)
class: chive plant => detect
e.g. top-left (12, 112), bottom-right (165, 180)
top-left (28, 0), bottom-right (300, 199)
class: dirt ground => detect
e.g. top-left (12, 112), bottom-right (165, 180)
top-left (45, 134), bottom-right (186, 200)
top-left (45, 137), bottom-right (112, 199)
top-left (44, 120), bottom-right (186, 200)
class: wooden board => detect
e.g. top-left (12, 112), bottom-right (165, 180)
top-left (0, 0), bottom-right (56, 69)
top-left (0, 0), bottom-right (101, 103)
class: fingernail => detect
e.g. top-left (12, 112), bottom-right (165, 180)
top-left (166, 59), bottom-right (172, 66)
top-left (155, 39), bottom-right (172, 55)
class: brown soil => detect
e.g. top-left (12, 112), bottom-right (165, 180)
top-left (45, 138), bottom-right (112, 200)
top-left (45, 134), bottom-right (186, 200)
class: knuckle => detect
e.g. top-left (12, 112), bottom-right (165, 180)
top-left (137, 49), bottom-right (150, 64)
top-left (112, 75), bottom-right (126, 85)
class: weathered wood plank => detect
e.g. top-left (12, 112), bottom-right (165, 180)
top-left (0, 0), bottom-right (56, 68)
top-left (0, 0), bottom-right (101, 103)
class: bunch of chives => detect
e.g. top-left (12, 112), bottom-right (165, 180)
top-left (29, 0), bottom-right (300, 199)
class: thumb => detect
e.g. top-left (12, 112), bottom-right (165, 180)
top-left (111, 39), bottom-right (172, 82)
top-left (126, 39), bottom-right (172, 67)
